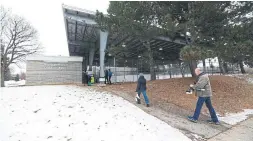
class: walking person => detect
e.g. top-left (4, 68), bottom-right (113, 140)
top-left (83, 71), bottom-right (88, 85)
top-left (104, 69), bottom-right (109, 84)
top-left (135, 73), bottom-right (150, 107)
top-left (188, 68), bottom-right (220, 125)
top-left (108, 69), bottom-right (112, 84)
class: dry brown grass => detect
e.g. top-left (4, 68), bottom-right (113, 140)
top-left (98, 75), bottom-right (253, 116)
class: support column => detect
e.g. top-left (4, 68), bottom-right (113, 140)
top-left (85, 53), bottom-right (89, 71)
top-left (99, 30), bottom-right (108, 80)
top-left (88, 45), bottom-right (95, 71)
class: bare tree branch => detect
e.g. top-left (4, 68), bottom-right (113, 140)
top-left (11, 61), bottom-right (22, 68)
top-left (0, 6), bottom-right (7, 22)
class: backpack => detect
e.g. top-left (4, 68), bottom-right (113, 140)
top-left (109, 71), bottom-right (112, 76)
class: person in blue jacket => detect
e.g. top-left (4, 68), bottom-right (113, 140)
top-left (108, 69), bottom-right (112, 85)
top-left (136, 73), bottom-right (150, 107)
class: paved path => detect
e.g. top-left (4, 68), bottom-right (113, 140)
top-left (208, 117), bottom-right (253, 141)
top-left (99, 88), bottom-right (232, 140)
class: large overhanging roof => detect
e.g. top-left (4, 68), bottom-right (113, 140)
top-left (63, 4), bottom-right (99, 57)
top-left (107, 34), bottom-right (186, 60)
top-left (62, 4), bottom-right (187, 63)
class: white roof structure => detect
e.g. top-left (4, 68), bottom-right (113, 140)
top-left (26, 55), bottom-right (83, 62)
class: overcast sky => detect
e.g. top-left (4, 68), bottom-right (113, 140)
top-left (1, 0), bottom-right (223, 74)
top-left (2, 0), bottom-right (109, 56)
top-left (1, 0), bottom-right (109, 73)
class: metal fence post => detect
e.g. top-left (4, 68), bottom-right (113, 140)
top-left (232, 64), bottom-right (234, 74)
top-left (114, 57), bottom-right (117, 83)
top-left (132, 59), bottom-right (134, 82)
top-left (169, 64), bottom-right (172, 78)
top-left (135, 61), bottom-right (138, 82)
top-left (124, 61), bottom-right (125, 81)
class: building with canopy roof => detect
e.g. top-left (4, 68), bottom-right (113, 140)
top-left (62, 4), bottom-right (187, 82)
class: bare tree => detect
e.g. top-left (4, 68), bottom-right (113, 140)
top-left (1, 6), bottom-right (41, 87)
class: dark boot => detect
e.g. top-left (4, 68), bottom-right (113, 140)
top-left (135, 97), bottom-right (141, 104)
top-left (137, 100), bottom-right (141, 104)
top-left (187, 116), bottom-right (197, 123)
top-left (207, 119), bottom-right (221, 125)
top-left (146, 104), bottom-right (150, 107)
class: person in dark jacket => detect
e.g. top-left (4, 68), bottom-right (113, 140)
top-left (136, 73), bottom-right (150, 107)
top-left (104, 69), bottom-right (109, 84)
top-left (83, 71), bottom-right (88, 84)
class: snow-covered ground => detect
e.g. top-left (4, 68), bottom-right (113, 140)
top-left (218, 109), bottom-right (253, 125)
top-left (0, 85), bottom-right (191, 141)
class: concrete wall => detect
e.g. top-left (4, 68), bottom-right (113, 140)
top-left (26, 56), bottom-right (83, 85)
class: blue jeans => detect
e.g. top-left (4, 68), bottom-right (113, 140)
top-left (193, 97), bottom-right (219, 122)
top-left (138, 90), bottom-right (149, 104)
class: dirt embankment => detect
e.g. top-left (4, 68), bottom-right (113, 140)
top-left (97, 75), bottom-right (253, 116)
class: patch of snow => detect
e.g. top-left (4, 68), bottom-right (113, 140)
top-left (246, 78), bottom-right (253, 84)
top-left (191, 133), bottom-right (206, 141)
top-left (226, 74), bottom-right (253, 84)
top-left (4, 80), bottom-right (26, 87)
top-left (0, 85), bottom-right (191, 141)
top-left (218, 109), bottom-right (253, 125)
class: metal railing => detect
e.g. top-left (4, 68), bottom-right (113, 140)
top-left (88, 58), bottom-right (241, 83)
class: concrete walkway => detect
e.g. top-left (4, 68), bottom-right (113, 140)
top-left (208, 117), bottom-right (253, 141)
top-left (95, 87), bottom-right (253, 141)
top-left (102, 89), bottom-right (232, 140)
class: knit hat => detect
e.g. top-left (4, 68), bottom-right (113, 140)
top-left (139, 73), bottom-right (144, 76)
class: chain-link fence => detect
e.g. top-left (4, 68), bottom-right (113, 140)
top-left (88, 57), bottom-right (241, 83)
